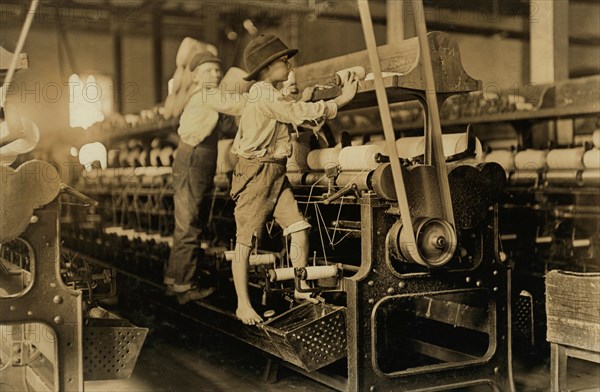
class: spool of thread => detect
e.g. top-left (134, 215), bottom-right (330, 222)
top-left (582, 170), bottom-right (600, 186)
top-left (216, 139), bottom-right (235, 173)
top-left (484, 150), bottom-right (515, 171)
top-left (304, 172), bottom-right (329, 187)
top-left (514, 149), bottom-right (547, 171)
top-left (107, 149), bottom-right (120, 168)
top-left (268, 266), bottom-right (338, 282)
top-left (307, 147), bottom-right (340, 171)
top-left (545, 170), bottom-right (581, 186)
top-left (535, 236), bottom-right (552, 244)
top-left (593, 129), bottom-right (600, 149)
top-left (303, 266), bottom-right (338, 280)
top-left (583, 149), bottom-right (600, 169)
top-left (573, 239), bottom-right (591, 248)
top-left (509, 170), bottom-right (539, 185)
top-left (139, 149), bottom-right (150, 167)
top-left (334, 66), bottom-right (367, 85)
top-left (547, 148), bottom-right (585, 170)
top-left (395, 136), bottom-right (424, 158)
top-left (269, 267), bottom-right (295, 282)
top-left (150, 148), bottom-right (161, 167)
top-left (338, 145), bottom-right (384, 171)
top-left (118, 148), bottom-right (129, 168)
top-left (151, 138), bottom-right (162, 149)
top-left (395, 133), bottom-right (483, 161)
top-left (159, 146), bottom-right (174, 167)
top-left (126, 149), bottom-right (141, 168)
top-left (287, 132), bottom-right (311, 172)
top-left (335, 171), bottom-right (371, 190)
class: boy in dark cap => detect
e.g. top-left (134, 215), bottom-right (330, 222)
top-left (165, 52), bottom-right (244, 304)
top-left (230, 34), bottom-right (358, 325)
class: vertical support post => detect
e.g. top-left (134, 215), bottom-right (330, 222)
top-left (151, 2), bottom-right (163, 104)
top-left (112, 26), bottom-right (123, 113)
top-left (530, 0), bottom-right (571, 146)
top-left (550, 343), bottom-right (568, 391)
top-left (386, 0), bottom-right (404, 44)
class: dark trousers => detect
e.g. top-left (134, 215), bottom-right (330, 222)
top-left (164, 142), bottom-right (217, 292)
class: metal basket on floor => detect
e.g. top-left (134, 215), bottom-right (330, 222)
top-left (82, 314), bottom-right (148, 381)
top-left (262, 302), bottom-right (347, 372)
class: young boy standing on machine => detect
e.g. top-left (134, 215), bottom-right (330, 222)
top-left (230, 34), bottom-right (358, 325)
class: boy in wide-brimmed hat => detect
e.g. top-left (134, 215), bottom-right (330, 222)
top-left (230, 34), bottom-right (358, 325)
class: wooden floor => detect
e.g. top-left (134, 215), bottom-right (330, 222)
top-left (84, 319), bottom-right (600, 392)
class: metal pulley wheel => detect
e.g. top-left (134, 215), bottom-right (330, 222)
top-left (388, 217), bottom-right (457, 268)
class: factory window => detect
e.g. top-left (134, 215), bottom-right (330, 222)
top-left (69, 74), bottom-right (113, 129)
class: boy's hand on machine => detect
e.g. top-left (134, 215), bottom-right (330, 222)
top-left (300, 86), bottom-right (316, 102)
top-left (333, 72), bottom-right (359, 108)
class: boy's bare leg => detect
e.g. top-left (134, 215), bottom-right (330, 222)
top-left (232, 243), bottom-right (263, 325)
top-left (289, 230), bottom-right (317, 302)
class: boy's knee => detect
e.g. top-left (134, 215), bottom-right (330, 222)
top-left (283, 220), bottom-right (311, 237)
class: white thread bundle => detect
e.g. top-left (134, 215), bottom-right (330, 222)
top-left (484, 150), bottom-right (515, 171)
top-left (514, 149), bottom-right (547, 171)
top-left (583, 149), bottom-right (600, 169)
top-left (307, 147), bottom-right (341, 171)
top-left (547, 148), bottom-right (585, 170)
top-left (338, 145), bottom-right (384, 171)
top-left (395, 133), bottom-right (483, 162)
top-left (593, 130), bottom-right (600, 148)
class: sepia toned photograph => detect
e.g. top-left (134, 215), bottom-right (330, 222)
top-left (1, 1), bottom-right (599, 391)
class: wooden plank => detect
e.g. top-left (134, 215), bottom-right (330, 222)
top-left (566, 347), bottom-right (600, 363)
top-left (545, 270), bottom-right (600, 324)
top-left (547, 316), bottom-right (600, 353)
top-left (294, 32), bottom-right (480, 94)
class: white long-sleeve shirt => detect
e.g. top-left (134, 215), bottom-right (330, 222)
top-left (232, 81), bottom-right (338, 159)
top-left (177, 88), bottom-right (246, 146)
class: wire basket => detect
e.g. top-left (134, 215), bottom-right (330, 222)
top-left (83, 315), bottom-right (148, 381)
top-left (262, 302), bottom-right (347, 372)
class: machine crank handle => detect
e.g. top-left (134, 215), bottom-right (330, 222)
top-left (60, 183), bottom-right (99, 207)
top-left (323, 183), bottom-right (359, 205)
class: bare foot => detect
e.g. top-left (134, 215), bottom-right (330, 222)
top-left (294, 289), bottom-right (319, 303)
top-left (236, 305), bottom-right (263, 325)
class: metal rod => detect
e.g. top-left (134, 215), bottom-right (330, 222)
top-left (1, 0), bottom-right (39, 106)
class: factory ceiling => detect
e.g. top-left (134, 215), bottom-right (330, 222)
top-left (0, 0), bottom-right (598, 45)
